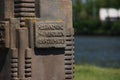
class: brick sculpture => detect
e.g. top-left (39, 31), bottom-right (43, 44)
top-left (0, 0), bottom-right (74, 80)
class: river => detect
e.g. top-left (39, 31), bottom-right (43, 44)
top-left (75, 36), bottom-right (120, 68)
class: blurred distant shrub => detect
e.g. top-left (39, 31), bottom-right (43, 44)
top-left (73, 19), bottom-right (120, 36)
top-left (111, 21), bottom-right (120, 35)
top-left (73, 19), bottom-right (101, 35)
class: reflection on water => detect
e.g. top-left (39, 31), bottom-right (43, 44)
top-left (75, 36), bottom-right (120, 68)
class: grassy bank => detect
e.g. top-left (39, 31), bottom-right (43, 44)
top-left (75, 65), bottom-right (120, 80)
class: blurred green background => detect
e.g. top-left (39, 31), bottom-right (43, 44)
top-left (73, 0), bottom-right (120, 80)
top-left (73, 0), bottom-right (120, 36)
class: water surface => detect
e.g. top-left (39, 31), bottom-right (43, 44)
top-left (75, 36), bottom-right (120, 67)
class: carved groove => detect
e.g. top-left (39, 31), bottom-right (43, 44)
top-left (25, 50), bottom-right (32, 79)
top-left (14, 0), bottom-right (35, 27)
top-left (65, 34), bottom-right (74, 80)
top-left (0, 22), bottom-right (5, 47)
top-left (10, 49), bottom-right (19, 80)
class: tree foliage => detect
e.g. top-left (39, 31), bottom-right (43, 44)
top-left (73, 0), bottom-right (120, 35)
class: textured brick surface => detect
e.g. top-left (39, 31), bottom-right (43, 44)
top-left (0, 0), bottom-right (74, 80)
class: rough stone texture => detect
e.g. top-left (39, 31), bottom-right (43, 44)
top-left (0, 0), bottom-right (74, 80)
top-left (35, 20), bottom-right (66, 48)
top-left (0, 0), bottom-right (14, 20)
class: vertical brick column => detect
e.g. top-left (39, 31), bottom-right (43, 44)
top-left (17, 28), bottom-right (28, 79)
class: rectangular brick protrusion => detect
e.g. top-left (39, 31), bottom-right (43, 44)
top-left (11, 48), bottom-right (18, 58)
